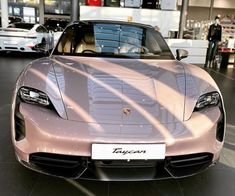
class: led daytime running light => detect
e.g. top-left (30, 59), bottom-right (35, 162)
top-left (19, 87), bottom-right (50, 106)
top-left (195, 92), bottom-right (220, 111)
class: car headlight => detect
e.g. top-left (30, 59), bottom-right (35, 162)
top-left (19, 87), bottom-right (50, 106)
top-left (194, 92), bottom-right (220, 111)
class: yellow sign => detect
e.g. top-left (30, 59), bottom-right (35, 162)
top-left (127, 16), bottom-right (133, 22)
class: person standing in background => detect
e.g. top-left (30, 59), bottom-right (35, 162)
top-left (205, 16), bottom-right (222, 68)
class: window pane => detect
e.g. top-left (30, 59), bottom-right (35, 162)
top-left (45, 0), bottom-right (70, 15)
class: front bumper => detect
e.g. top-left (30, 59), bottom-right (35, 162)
top-left (17, 152), bottom-right (215, 181)
top-left (12, 102), bottom-right (225, 180)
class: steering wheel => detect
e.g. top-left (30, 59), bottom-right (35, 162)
top-left (81, 49), bottom-right (97, 54)
top-left (127, 46), bottom-right (149, 54)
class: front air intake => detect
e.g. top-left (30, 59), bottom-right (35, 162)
top-left (165, 153), bottom-right (213, 177)
top-left (216, 112), bottom-right (225, 142)
top-left (14, 97), bottom-right (25, 141)
top-left (29, 153), bottom-right (88, 178)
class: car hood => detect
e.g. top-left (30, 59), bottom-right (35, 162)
top-left (51, 56), bottom-right (185, 125)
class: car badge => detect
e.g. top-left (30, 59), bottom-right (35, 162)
top-left (123, 108), bottom-right (131, 116)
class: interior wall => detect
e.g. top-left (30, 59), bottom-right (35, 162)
top-left (213, 8), bottom-right (235, 18)
top-left (178, 6), bottom-right (235, 21)
top-left (178, 0), bottom-right (235, 9)
top-left (187, 7), bottom-right (210, 21)
top-left (178, 0), bottom-right (211, 7)
top-left (214, 0), bottom-right (235, 9)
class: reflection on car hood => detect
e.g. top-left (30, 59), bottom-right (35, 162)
top-left (52, 56), bottom-right (186, 125)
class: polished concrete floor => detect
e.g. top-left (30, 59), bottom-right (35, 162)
top-left (0, 52), bottom-right (235, 196)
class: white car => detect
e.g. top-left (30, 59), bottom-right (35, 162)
top-left (44, 19), bottom-right (69, 46)
top-left (0, 22), bottom-right (53, 52)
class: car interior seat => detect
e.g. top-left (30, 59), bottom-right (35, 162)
top-left (57, 29), bottom-right (73, 53)
top-left (75, 32), bottom-right (97, 53)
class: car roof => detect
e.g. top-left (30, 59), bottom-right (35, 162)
top-left (7, 22), bottom-right (40, 30)
top-left (71, 20), bottom-right (154, 29)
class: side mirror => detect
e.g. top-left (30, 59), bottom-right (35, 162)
top-left (176, 49), bottom-right (188, 61)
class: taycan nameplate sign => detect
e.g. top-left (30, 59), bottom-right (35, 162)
top-left (91, 144), bottom-right (166, 160)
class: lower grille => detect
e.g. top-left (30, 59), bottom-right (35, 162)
top-left (165, 153), bottom-right (213, 177)
top-left (93, 159), bottom-right (170, 180)
top-left (27, 152), bottom-right (213, 180)
top-left (29, 153), bottom-right (88, 178)
top-left (95, 160), bottom-right (157, 168)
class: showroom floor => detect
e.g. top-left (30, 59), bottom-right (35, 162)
top-left (0, 52), bottom-right (235, 196)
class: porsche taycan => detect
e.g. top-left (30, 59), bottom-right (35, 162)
top-left (11, 20), bottom-right (226, 181)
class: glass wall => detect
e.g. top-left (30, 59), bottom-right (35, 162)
top-left (0, 0), bottom-right (70, 23)
top-left (7, 2), bottom-right (38, 23)
top-left (44, 0), bottom-right (70, 15)
top-left (8, 0), bottom-right (39, 5)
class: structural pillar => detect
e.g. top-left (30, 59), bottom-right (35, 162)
top-left (178, 0), bottom-right (189, 39)
top-left (1, 0), bottom-right (9, 28)
top-left (209, 0), bottom-right (214, 20)
top-left (71, 0), bottom-right (80, 22)
top-left (39, 0), bottom-right (45, 24)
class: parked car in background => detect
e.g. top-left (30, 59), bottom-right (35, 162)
top-left (11, 20), bottom-right (225, 181)
top-left (0, 22), bottom-right (53, 52)
top-left (44, 19), bottom-right (69, 45)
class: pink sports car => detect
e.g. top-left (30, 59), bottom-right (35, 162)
top-left (11, 20), bottom-right (225, 180)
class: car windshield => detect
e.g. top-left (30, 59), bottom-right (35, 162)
top-left (7, 23), bottom-right (34, 30)
top-left (53, 22), bottom-right (174, 60)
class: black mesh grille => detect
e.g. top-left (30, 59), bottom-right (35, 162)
top-left (29, 153), bottom-right (88, 178)
top-left (165, 153), bottom-right (213, 177)
top-left (27, 152), bottom-right (214, 180)
top-left (95, 160), bottom-right (157, 168)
